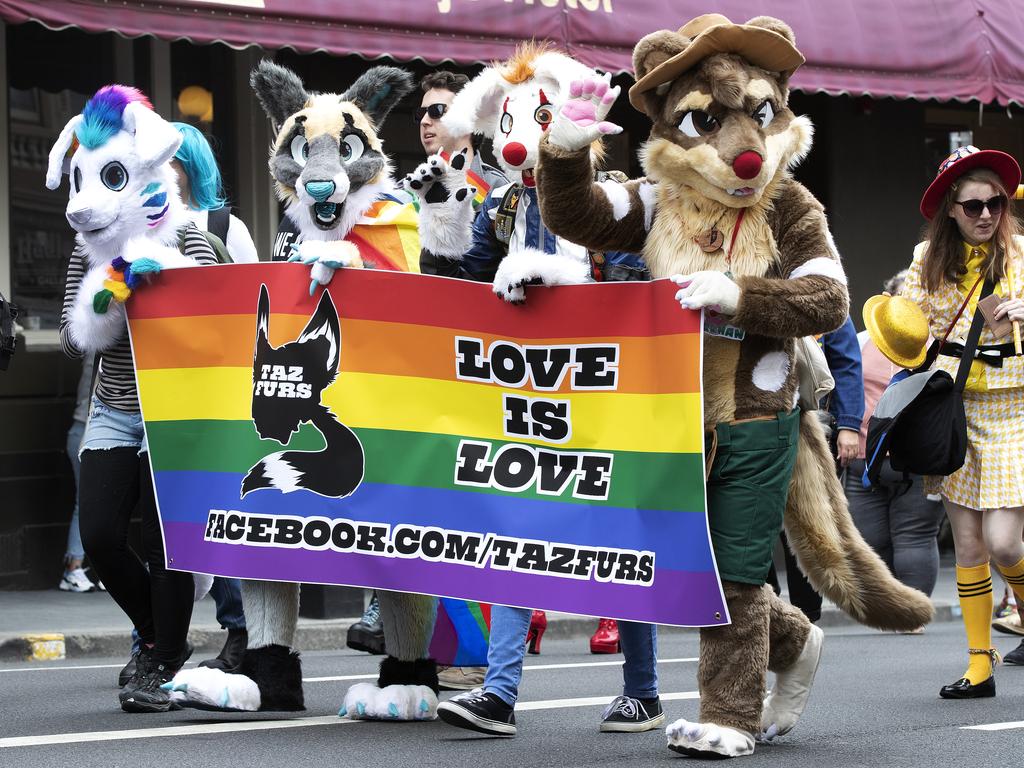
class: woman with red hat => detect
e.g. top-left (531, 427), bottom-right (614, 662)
top-left (903, 145), bottom-right (1024, 699)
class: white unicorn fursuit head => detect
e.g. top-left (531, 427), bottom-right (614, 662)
top-left (46, 85), bottom-right (192, 352)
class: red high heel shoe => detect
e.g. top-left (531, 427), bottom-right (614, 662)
top-left (526, 610), bottom-right (547, 655)
top-left (590, 618), bottom-right (620, 654)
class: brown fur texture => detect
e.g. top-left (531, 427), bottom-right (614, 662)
top-left (784, 412), bottom-right (935, 631)
top-left (699, 582), bottom-right (810, 734)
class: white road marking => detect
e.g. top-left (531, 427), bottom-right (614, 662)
top-left (0, 716), bottom-right (358, 748)
top-left (0, 690), bottom-right (699, 748)
top-left (518, 690), bottom-right (698, 711)
top-left (303, 657), bottom-right (697, 683)
top-left (0, 663), bottom-right (125, 673)
top-left (961, 720), bottom-right (1024, 731)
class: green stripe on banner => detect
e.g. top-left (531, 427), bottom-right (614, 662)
top-left (146, 420), bottom-right (705, 513)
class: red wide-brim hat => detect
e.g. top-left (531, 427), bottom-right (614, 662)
top-left (920, 145), bottom-right (1021, 220)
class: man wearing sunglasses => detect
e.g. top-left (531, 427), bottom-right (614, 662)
top-left (417, 70), bottom-right (507, 195)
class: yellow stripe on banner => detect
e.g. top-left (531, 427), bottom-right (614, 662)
top-left (137, 368), bottom-right (704, 454)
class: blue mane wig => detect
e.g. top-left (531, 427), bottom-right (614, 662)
top-left (172, 122), bottom-right (226, 211)
top-left (76, 85), bottom-right (153, 150)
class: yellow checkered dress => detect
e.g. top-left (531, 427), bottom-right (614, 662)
top-left (902, 239), bottom-right (1024, 509)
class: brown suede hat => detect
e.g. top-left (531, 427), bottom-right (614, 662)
top-left (629, 14), bottom-right (806, 111)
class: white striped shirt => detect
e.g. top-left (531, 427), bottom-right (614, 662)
top-left (59, 226), bottom-right (218, 412)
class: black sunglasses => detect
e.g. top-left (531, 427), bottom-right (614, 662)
top-left (954, 194), bottom-right (1007, 219)
top-left (414, 103), bottom-right (448, 122)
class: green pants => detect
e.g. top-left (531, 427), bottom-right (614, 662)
top-left (706, 409), bottom-right (800, 585)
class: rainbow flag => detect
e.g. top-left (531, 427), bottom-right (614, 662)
top-left (430, 599), bottom-right (491, 667)
top-left (440, 151), bottom-right (491, 207)
top-left (127, 265), bottom-right (725, 627)
top-left (347, 196), bottom-right (420, 273)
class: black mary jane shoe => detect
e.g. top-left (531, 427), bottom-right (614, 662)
top-left (939, 676), bottom-right (995, 699)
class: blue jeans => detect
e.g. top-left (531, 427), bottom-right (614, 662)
top-left (210, 577), bottom-right (246, 630)
top-left (483, 606), bottom-right (658, 706)
top-left (80, 396), bottom-right (148, 456)
top-left (64, 419), bottom-right (86, 562)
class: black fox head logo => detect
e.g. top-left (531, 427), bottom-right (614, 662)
top-left (241, 284), bottom-right (364, 499)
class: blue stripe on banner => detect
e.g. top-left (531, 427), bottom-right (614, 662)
top-left (152, 470), bottom-right (715, 572)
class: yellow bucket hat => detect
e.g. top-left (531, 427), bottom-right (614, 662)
top-left (862, 294), bottom-right (930, 369)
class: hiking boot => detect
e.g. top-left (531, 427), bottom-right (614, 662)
top-left (437, 689), bottom-right (516, 736)
top-left (599, 695), bottom-right (665, 732)
top-left (120, 659), bottom-right (180, 713)
top-left (118, 652), bottom-right (140, 688)
top-left (199, 628), bottom-right (248, 673)
top-left (437, 665), bottom-right (486, 691)
top-left (347, 595), bottom-right (385, 655)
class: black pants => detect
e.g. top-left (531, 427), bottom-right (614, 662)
top-left (78, 448), bottom-right (193, 666)
top-left (767, 533), bottom-right (823, 622)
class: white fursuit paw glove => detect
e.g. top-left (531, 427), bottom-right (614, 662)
top-left (163, 667), bottom-right (261, 712)
top-left (288, 239), bottom-right (363, 295)
top-left (547, 74), bottom-right (623, 152)
top-left (671, 271), bottom-right (740, 315)
top-left (401, 149), bottom-right (476, 258)
top-left (492, 248), bottom-right (590, 304)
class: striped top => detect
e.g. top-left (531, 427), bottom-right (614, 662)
top-left (59, 226), bottom-right (218, 412)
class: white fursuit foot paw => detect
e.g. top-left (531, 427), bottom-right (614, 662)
top-left (163, 666), bottom-right (261, 712)
top-left (339, 682), bottom-right (438, 721)
top-left (760, 623), bottom-right (824, 741)
top-left (666, 719), bottom-right (755, 759)
top-left (492, 248), bottom-right (590, 304)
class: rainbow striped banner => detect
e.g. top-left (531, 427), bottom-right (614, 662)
top-left (127, 264), bottom-right (726, 627)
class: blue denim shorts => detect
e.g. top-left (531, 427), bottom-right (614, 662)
top-left (80, 396), bottom-right (148, 457)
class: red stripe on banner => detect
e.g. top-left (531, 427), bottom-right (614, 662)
top-left (128, 263), bottom-right (700, 338)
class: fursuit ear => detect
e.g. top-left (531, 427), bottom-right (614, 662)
top-left (529, 53), bottom-right (596, 102)
top-left (121, 103), bottom-right (182, 169)
top-left (442, 67), bottom-right (508, 140)
top-left (298, 290), bottom-right (340, 377)
top-left (745, 16), bottom-right (799, 96)
top-left (255, 283), bottom-right (271, 355)
top-left (341, 66), bottom-right (415, 127)
top-left (46, 115), bottom-right (83, 190)
top-left (250, 60), bottom-right (311, 131)
top-left (631, 30), bottom-right (689, 119)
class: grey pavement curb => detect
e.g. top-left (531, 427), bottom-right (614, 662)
top-left (0, 601), bottom-right (959, 661)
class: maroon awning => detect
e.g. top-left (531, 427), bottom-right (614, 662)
top-left (3, 0), bottom-right (1024, 105)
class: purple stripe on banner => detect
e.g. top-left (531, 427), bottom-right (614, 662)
top-left (163, 522), bottom-right (728, 627)
top-left (152, 471), bottom-right (714, 572)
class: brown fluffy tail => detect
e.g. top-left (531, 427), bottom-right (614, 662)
top-left (782, 412), bottom-right (935, 631)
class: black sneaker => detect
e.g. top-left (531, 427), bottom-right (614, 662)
top-left (437, 689), bottom-right (516, 736)
top-left (118, 652), bottom-right (140, 688)
top-left (599, 695), bottom-right (665, 732)
top-left (119, 660), bottom-right (180, 713)
top-left (1004, 640), bottom-right (1024, 665)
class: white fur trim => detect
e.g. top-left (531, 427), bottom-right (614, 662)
top-left (341, 683), bottom-right (438, 721)
top-left (285, 175), bottom-right (391, 243)
top-left (69, 265), bottom-right (127, 353)
top-left (597, 180), bottom-right (631, 221)
top-left (492, 247), bottom-right (590, 303)
top-left (193, 573), bottom-right (213, 602)
top-left (788, 256), bottom-right (847, 285)
top-left (46, 115), bottom-right (82, 190)
top-left (751, 351), bottom-right (791, 393)
top-left (241, 579), bottom-right (299, 649)
top-left (168, 667), bottom-right (261, 712)
top-left (418, 201), bottom-right (474, 258)
top-left (667, 720), bottom-right (755, 758)
top-left (638, 182), bottom-right (656, 231)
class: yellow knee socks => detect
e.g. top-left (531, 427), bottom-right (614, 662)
top-left (997, 555), bottom-right (1024, 607)
top-left (957, 563), bottom-right (994, 684)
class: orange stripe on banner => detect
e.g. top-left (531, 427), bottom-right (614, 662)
top-left (130, 316), bottom-right (701, 394)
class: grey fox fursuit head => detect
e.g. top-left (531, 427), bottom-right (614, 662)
top-left (167, 62), bottom-right (440, 720)
top-left (241, 284), bottom-right (364, 499)
top-left (250, 60), bottom-right (413, 289)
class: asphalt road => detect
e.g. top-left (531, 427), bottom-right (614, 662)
top-left (1, 622), bottom-right (1022, 768)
